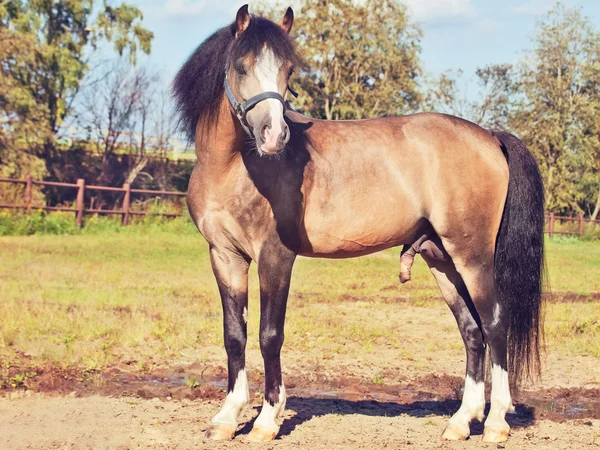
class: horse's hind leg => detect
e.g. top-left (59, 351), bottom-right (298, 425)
top-left (460, 266), bottom-right (513, 443)
top-left (447, 248), bottom-right (513, 443)
top-left (421, 240), bottom-right (486, 441)
top-left (205, 247), bottom-right (251, 441)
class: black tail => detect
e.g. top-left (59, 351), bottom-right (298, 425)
top-left (493, 131), bottom-right (545, 385)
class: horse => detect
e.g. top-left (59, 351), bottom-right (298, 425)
top-left (173, 5), bottom-right (545, 444)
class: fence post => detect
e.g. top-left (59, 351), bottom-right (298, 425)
top-left (122, 183), bottom-right (131, 226)
top-left (549, 213), bottom-right (555, 239)
top-left (579, 213), bottom-right (584, 237)
top-left (24, 174), bottom-right (32, 210)
top-left (75, 178), bottom-right (85, 228)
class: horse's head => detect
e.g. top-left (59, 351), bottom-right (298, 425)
top-left (225, 5), bottom-right (300, 155)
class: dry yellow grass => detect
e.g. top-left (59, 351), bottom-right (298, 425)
top-left (0, 227), bottom-right (599, 380)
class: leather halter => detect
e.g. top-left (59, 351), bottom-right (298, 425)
top-left (224, 73), bottom-right (298, 136)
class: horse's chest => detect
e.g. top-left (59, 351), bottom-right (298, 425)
top-left (191, 190), bottom-right (273, 260)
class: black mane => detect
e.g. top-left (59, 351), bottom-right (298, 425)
top-left (172, 16), bottom-right (303, 141)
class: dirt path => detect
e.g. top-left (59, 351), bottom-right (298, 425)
top-left (1, 393), bottom-right (599, 450)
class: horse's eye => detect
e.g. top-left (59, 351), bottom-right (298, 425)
top-left (234, 62), bottom-right (247, 76)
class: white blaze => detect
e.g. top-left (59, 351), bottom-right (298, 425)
top-left (253, 49), bottom-right (284, 152)
top-left (211, 369), bottom-right (249, 427)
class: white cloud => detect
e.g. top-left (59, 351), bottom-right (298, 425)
top-left (401, 0), bottom-right (475, 24)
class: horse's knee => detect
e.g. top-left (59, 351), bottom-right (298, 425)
top-left (224, 333), bottom-right (246, 358)
top-left (260, 327), bottom-right (283, 359)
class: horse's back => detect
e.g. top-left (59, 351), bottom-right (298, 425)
top-left (293, 112), bottom-right (509, 258)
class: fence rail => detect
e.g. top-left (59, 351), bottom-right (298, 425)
top-left (545, 212), bottom-right (600, 238)
top-left (2, 175), bottom-right (600, 234)
top-left (0, 175), bottom-right (185, 227)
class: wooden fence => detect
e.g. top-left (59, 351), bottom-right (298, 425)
top-left (545, 212), bottom-right (600, 238)
top-left (1, 175), bottom-right (600, 235)
top-left (0, 175), bottom-right (186, 227)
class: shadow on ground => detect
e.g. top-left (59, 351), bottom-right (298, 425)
top-left (236, 397), bottom-right (536, 438)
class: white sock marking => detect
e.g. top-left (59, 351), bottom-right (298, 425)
top-left (448, 374), bottom-right (485, 434)
top-left (212, 369), bottom-right (249, 427)
top-left (485, 364), bottom-right (512, 431)
top-left (253, 384), bottom-right (286, 433)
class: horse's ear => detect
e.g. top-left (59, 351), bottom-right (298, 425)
top-left (236, 4), bottom-right (250, 36)
top-left (280, 7), bottom-right (294, 34)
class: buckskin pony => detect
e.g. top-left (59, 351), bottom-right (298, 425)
top-left (173, 5), bottom-right (545, 444)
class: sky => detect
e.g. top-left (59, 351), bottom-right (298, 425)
top-left (134, 0), bottom-right (600, 98)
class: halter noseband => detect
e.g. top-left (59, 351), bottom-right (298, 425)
top-left (224, 73), bottom-right (298, 136)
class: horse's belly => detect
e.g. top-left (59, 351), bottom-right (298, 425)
top-left (298, 205), bottom-right (422, 258)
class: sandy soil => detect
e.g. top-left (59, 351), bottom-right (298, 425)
top-left (1, 392), bottom-right (599, 450)
top-left (2, 305), bottom-right (600, 449)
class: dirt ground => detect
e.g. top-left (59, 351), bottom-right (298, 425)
top-left (1, 391), bottom-right (599, 450)
top-left (2, 305), bottom-right (600, 449)
top-left (1, 362), bottom-right (600, 450)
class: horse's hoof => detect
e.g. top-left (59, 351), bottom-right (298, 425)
top-left (442, 423), bottom-right (469, 441)
top-left (482, 427), bottom-right (510, 443)
top-left (205, 424), bottom-right (236, 440)
top-left (246, 426), bottom-right (278, 442)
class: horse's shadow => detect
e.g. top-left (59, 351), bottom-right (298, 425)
top-left (237, 397), bottom-right (536, 438)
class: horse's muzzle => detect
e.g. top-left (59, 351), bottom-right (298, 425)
top-left (257, 120), bottom-right (290, 154)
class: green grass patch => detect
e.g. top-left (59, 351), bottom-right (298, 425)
top-left (0, 230), bottom-right (599, 374)
top-left (0, 210), bottom-right (197, 237)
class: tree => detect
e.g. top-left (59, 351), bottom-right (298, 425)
top-left (579, 35), bottom-right (600, 219)
top-left (0, 16), bottom-right (48, 203)
top-left (148, 88), bottom-right (180, 191)
top-left (81, 61), bottom-right (159, 186)
top-left (0, 0), bottom-right (153, 158)
top-left (509, 5), bottom-right (600, 213)
top-left (423, 64), bottom-right (515, 130)
top-left (261, 0), bottom-right (423, 120)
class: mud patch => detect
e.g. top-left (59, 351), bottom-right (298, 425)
top-left (520, 387), bottom-right (600, 421)
top-left (3, 364), bottom-right (600, 422)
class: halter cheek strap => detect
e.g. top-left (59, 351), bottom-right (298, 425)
top-left (224, 74), bottom-right (298, 136)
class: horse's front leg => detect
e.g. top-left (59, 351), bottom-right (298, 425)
top-left (205, 246), bottom-right (251, 441)
top-left (247, 245), bottom-right (296, 442)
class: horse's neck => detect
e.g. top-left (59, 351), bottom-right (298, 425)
top-left (195, 98), bottom-right (245, 176)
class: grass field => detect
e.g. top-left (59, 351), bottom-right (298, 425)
top-left (1, 220), bottom-right (599, 388)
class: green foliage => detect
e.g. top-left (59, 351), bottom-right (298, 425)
top-left (0, 0), bottom-right (154, 186)
top-left (430, 4), bottom-right (600, 218)
top-left (509, 5), bottom-right (600, 214)
top-left (0, 210), bottom-right (197, 236)
top-left (184, 376), bottom-right (200, 389)
top-left (1, 0), bottom-right (153, 134)
top-left (259, 0), bottom-right (423, 119)
top-left (423, 64), bottom-right (515, 130)
top-left (2, 371), bottom-right (37, 390)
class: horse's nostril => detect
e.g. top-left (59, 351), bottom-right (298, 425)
top-left (261, 124), bottom-right (270, 139)
top-left (281, 125), bottom-right (290, 143)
